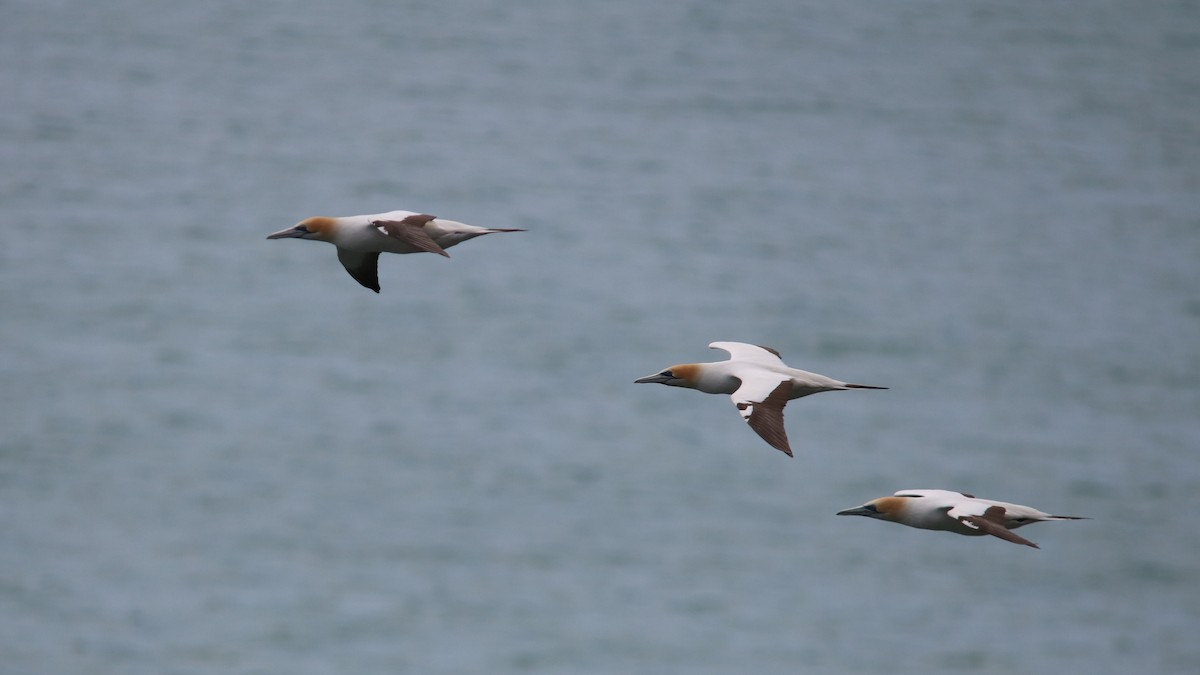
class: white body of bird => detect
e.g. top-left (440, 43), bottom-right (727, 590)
top-left (837, 489), bottom-right (1086, 548)
top-left (634, 341), bottom-right (886, 457)
top-left (267, 209), bottom-right (523, 292)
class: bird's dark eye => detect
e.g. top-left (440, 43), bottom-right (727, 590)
top-left (864, 504), bottom-right (879, 513)
top-left (660, 370), bottom-right (673, 378)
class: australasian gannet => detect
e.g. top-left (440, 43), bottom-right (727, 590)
top-left (836, 489), bottom-right (1086, 548)
top-left (267, 210), bottom-right (524, 292)
top-left (634, 341), bottom-right (887, 457)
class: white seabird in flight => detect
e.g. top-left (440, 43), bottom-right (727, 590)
top-left (267, 209), bottom-right (523, 292)
top-left (634, 341), bottom-right (887, 457)
top-left (837, 489), bottom-right (1086, 548)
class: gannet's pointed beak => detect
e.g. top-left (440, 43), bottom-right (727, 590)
top-left (836, 504), bottom-right (879, 517)
top-left (634, 373), bottom-right (672, 384)
top-left (266, 225), bottom-right (311, 239)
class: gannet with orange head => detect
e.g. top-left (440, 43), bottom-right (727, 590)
top-left (634, 341), bottom-right (887, 457)
top-left (267, 209), bottom-right (523, 292)
top-left (837, 489), bottom-right (1086, 548)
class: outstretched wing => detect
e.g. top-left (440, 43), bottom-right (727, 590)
top-left (372, 214), bottom-right (450, 257)
top-left (731, 378), bottom-right (794, 457)
top-left (957, 505), bottom-right (1040, 548)
top-left (709, 341), bottom-right (786, 365)
top-left (896, 489), bottom-right (977, 499)
top-left (336, 249), bottom-right (382, 293)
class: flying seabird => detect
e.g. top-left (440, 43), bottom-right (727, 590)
top-left (634, 341), bottom-right (886, 457)
top-left (267, 209), bottom-right (523, 292)
top-left (837, 489), bottom-right (1086, 548)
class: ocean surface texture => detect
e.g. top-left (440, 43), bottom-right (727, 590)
top-left (3, 1), bottom-right (1198, 673)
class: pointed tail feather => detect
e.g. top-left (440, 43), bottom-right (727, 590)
top-left (844, 383), bottom-right (888, 390)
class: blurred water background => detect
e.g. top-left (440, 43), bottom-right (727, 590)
top-left (2, 1), bottom-right (1198, 673)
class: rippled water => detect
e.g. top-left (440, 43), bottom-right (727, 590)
top-left (3, 1), bottom-right (1198, 673)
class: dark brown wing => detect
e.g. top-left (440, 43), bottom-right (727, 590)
top-left (740, 380), bottom-right (794, 457)
top-left (372, 214), bottom-right (450, 257)
top-left (337, 249), bottom-right (381, 293)
top-left (961, 506), bottom-right (1039, 549)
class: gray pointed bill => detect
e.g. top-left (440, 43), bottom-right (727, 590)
top-left (266, 225), bottom-right (310, 239)
top-left (836, 505), bottom-right (879, 517)
top-left (634, 372), bottom-right (672, 384)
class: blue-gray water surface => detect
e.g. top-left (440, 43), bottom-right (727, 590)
top-left (3, 1), bottom-right (1198, 673)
